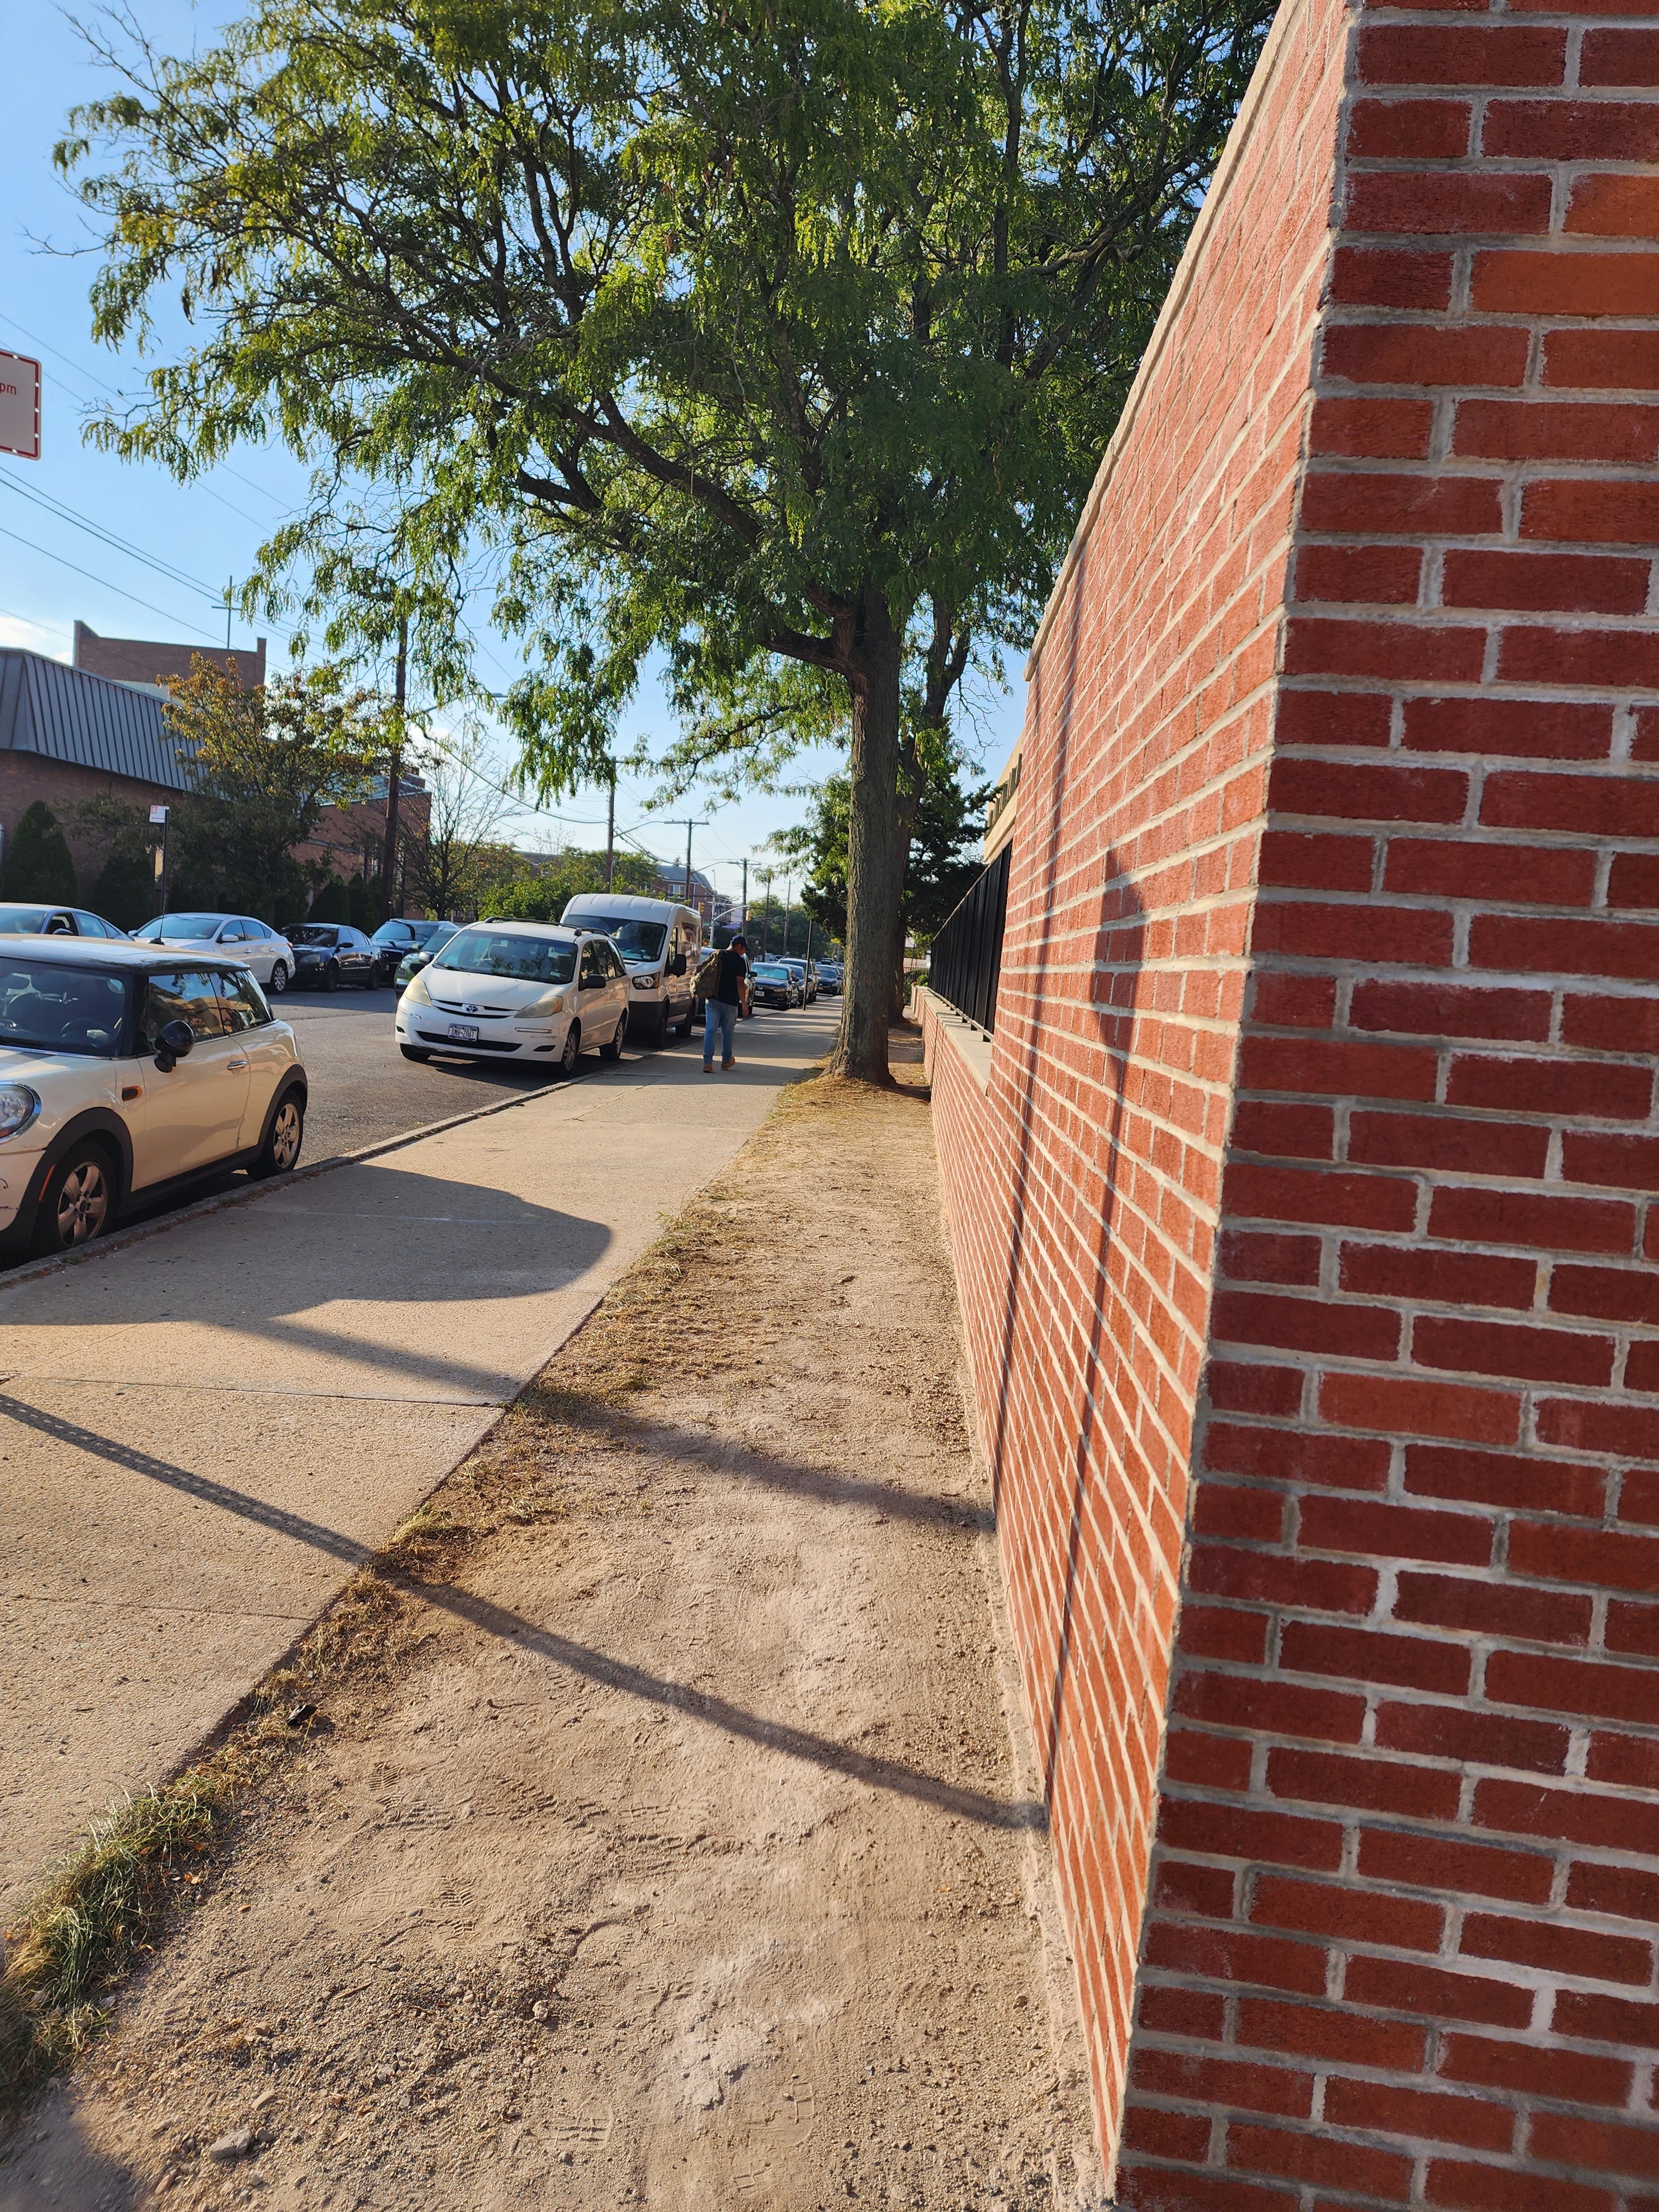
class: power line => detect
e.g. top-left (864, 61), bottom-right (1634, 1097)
top-left (0, 524), bottom-right (223, 642)
top-left (0, 309), bottom-right (293, 515)
top-left (0, 469), bottom-right (227, 607)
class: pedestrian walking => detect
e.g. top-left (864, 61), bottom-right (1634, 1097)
top-left (703, 934), bottom-right (748, 1073)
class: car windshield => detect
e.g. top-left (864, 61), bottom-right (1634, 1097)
top-left (0, 907), bottom-right (53, 933)
top-left (289, 926), bottom-right (339, 946)
top-left (753, 964), bottom-right (790, 980)
top-left (0, 958), bottom-right (127, 1057)
top-left (434, 930), bottom-right (577, 984)
top-left (572, 917), bottom-right (667, 962)
top-left (139, 914), bottom-right (223, 939)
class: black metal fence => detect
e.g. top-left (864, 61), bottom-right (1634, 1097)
top-left (927, 841), bottom-right (1010, 1032)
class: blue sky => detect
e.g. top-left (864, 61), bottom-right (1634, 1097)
top-left (1, 2), bottom-right (1025, 909)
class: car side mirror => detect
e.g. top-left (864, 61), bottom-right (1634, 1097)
top-left (580, 973), bottom-right (602, 991)
top-left (154, 1019), bottom-right (195, 1072)
top-left (671, 954), bottom-right (687, 977)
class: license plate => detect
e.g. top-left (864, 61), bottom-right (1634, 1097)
top-left (447, 1023), bottom-right (479, 1042)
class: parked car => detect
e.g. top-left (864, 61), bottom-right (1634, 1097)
top-left (749, 961), bottom-right (801, 1010)
top-left (133, 912), bottom-right (296, 994)
top-left (817, 963), bottom-right (843, 995)
top-left (778, 958), bottom-right (817, 1003)
top-left (558, 893), bottom-right (702, 1046)
top-left (370, 917), bottom-right (452, 964)
top-left (395, 923), bottom-right (630, 1074)
top-left (0, 902), bottom-right (130, 940)
top-left (285, 924), bottom-right (388, 990)
top-left (0, 939), bottom-right (307, 1260)
top-left (393, 922), bottom-right (461, 994)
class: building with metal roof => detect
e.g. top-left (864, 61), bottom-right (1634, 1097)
top-left (0, 646), bottom-right (193, 795)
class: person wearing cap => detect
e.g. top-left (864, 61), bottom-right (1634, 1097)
top-left (703, 935), bottom-right (748, 1073)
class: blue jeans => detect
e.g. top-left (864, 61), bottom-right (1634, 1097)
top-left (703, 998), bottom-right (738, 1065)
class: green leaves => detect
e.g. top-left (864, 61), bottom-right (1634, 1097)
top-left (62, 0), bottom-right (1269, 772)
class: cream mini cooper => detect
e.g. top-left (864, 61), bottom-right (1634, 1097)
top-left (0, 937), bottom-right (307, 1261)
top-left (395, 922), bottom-right (629, 1073)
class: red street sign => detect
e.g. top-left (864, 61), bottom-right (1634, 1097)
top-left (0, 351), bottom-right (41, 460)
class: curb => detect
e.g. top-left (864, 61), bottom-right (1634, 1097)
top-left (0, 1070), bottom-right (589, 1296)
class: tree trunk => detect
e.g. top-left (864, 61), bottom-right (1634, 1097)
top-left (829, 582), bottom-right (902, 1084)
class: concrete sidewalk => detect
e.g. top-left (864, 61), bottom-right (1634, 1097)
top-left (0, 1005), bottom-right (834, 1910)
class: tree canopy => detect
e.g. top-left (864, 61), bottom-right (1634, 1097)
top-left (62, 0), bottom-right (1271, 1073)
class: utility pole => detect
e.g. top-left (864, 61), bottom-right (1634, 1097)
top-left (604, 759), bottom-right (617, 891)
top-left (224, 577), bottom-right (233, 653)
top-left (382, 617), bottom-right (406, 922)
top-left (782, 877), bottom-right (791, 957)
top-left (758, 868), bottom-right (773, 955)
top-left (740, 857), bottom-right (748, 938)
top-left (665, 818), bottom-right (708, 936)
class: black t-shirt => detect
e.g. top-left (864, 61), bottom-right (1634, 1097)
top-left (714, 947), bottom-right (747, 1004)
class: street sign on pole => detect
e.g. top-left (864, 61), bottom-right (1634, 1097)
top-left (0, 352), bottom-right (41, 460)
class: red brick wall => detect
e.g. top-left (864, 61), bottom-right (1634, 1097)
top-left (925, 0), bottom-right (1355, 2159)
top-left (927, 0), bottom-right (1659, 2196)
top-left (0, 755), bottom-right (177, 897)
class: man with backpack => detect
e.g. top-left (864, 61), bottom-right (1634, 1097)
top-left (703, 934), bottom-right (749, 1072)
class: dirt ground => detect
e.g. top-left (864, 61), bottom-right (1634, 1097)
top-left (0, 1044), bottom-right (1105, 2211)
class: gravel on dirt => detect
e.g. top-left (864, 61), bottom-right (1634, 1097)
top-left (0, 1041), bottom-right (1105, 2211)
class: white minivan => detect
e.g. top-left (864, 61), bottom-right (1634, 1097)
top-left (395, 921), bottom-right (629, 1074)
top-left (559, 894), bottom-right (703, 1048)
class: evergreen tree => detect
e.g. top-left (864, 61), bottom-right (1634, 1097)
top-left (93, 843), bottom-right (156, 931)
top-left (3, 802), bottom-right (78, 904)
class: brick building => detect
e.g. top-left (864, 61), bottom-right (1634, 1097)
top-left (0, 646), bottom-right (190, 886)
top-left (919, 0), bottom-right (1659, 2200)
top-left (72, 619), bottom-right (266, 695)
top-left (2, 634), bottom-right (427, 909)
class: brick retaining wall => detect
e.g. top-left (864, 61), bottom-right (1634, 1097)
top-left (925, 0), bottom-right (1659, 2197)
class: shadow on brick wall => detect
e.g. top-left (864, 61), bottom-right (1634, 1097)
top-left (980, 547), bottom-right (1148, 1815)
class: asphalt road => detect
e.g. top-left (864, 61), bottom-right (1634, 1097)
top-left (0, 985), bottom-right (833, 1272)
top-left (284, 983), bottom-right (606, 1161)
top-left (284, 983), bottom-right (824, 1161)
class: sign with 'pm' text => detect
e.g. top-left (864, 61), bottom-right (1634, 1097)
top-left (0, 351), bottom-right (41, 460)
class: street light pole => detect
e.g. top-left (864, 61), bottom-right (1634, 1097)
top-left (740, 856), bottom-right (748, 936)
top-left (781, 877), bottom-right (791, 958)
top-left (604, 759), bottom-right (617, 891)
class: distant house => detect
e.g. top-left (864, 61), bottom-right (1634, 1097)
top-left (0, 646), bottom-right (190, 884)
top-left (653, 860), bottom-right (716, 927)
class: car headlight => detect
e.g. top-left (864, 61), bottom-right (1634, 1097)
top-left (0, 1083), bottom-right (40, 1141)
top-left (631, 974), bottom-right (657, 992)
top-left (404, 972), bottom-right (432, 1005)
top-left (529, 989), bottom-right (566, 1017)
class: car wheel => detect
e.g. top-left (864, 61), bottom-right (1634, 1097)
top-left (400, 1044), bottom-right (431, 1062)
top-left (251, 1088), bottom-right (305, 1178)
top-left (599, 1008), bottom-right (628, 1062)
top-left (560, 1022), bottom-right (582, 1077)
top-left (679, 1004), bottom-right (697, 1037)
top-left (268, 961), bottom-right (289, 995)
top-left (320, 961), bottom-right (338, 993)
top-left (32, 1141), bottom-right (117, 1256)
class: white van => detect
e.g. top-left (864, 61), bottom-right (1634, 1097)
top-left (560, 893), bottom-right (703, 1047)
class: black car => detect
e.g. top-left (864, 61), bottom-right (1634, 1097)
top-left (286, 924), bottom-right (385, 989)
top-left (370, 917), bottom-right (451, 961)
top-left (817, 963), bottom-right (843, 995)
top-left (749, 961), bottom-right (800, 1009)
